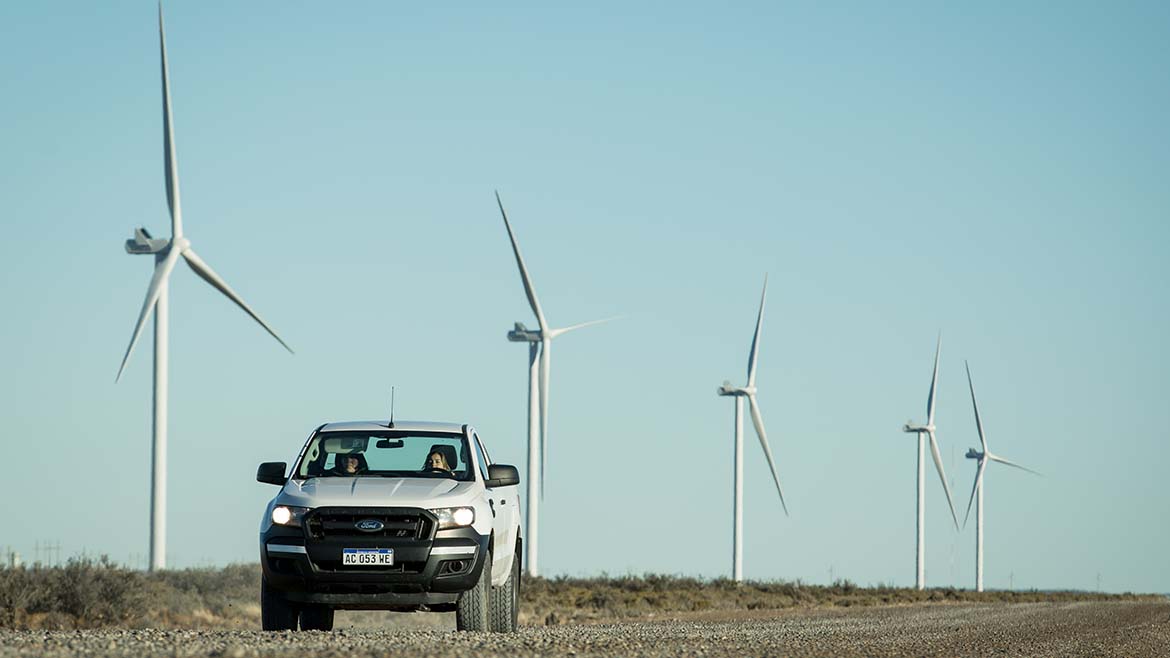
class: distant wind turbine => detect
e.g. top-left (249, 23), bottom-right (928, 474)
top-left (495, 191), bottom-right (616, 578)
top-left (902, 335), bottom-right (960, 590)
top-left (116, 4), bottom-right (293, 571)
top-left (717, 276), bottom-right (787, 582)
top-left (962, 361), bottom-right (1040, 592)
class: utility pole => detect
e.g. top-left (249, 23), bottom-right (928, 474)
top-left (39, 541), bottom-right (61, 567)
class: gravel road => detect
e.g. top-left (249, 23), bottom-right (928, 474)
top-left (1, 600), bottom-right (1166, 657)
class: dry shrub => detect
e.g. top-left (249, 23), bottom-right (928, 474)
top-left (0, 559), bottom-right (260, 630)
top-left (0, 557), bottom-right (147, 628)
top-left (148, 563), bottom-right (260, 626)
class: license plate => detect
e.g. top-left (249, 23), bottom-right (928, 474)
top-left (342, 548), bottom-right (394, 566)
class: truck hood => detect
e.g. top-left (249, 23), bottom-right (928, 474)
top-left (277, 477), bottom-right (478, 509)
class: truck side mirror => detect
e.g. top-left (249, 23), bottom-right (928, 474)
top-left (257, 462), bottom-right (287, 486)
top-left (485, 464), bottom-right (520, 488)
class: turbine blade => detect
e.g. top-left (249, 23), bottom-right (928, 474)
top-left (181, 248), bottom-right (294, 354)
top-left (747, 394), bottom-right (788, 516)
top-left (965, 361), bottom-right (989, 453)
top-left (988, 454), bottom-right (1042, 476)
top-left (963, 460), bottom-right (986, 529)
top-left (926, 333), bottom-right (941, 426)
top-left (116, 247), bottom-right (182, 381)
top-left (746, 275), bottom-right (768, 387)
top-left (539, 338), bottom-right (551, 498)
top-left (158, 3), bottom-right (182, 238)
top-left (545, 316), bottom-right (620, 339)
top-left (928, 431), bottom-right (960, 530)
top-left (495, 191), bottom-right (547, 332)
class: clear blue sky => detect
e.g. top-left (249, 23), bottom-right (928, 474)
top-left (1, 1), bottom-right (1166, 592)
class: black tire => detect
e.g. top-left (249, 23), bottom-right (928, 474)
top-left (299, 604), bottom-right (335, 631)
top-left (261, 579), bottom-right (300, 631)
top-left (489, 545), bottom-right (520, 633)
top-left (456, 549), bottom-right (491, 631)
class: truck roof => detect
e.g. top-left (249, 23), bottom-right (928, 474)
top-left (318, 420), bottom-right (467, 434)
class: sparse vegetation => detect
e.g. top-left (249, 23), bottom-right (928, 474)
top-left (0, 559), bottom-right (258, 630)
top-left (0, 560), bottom-right (1154, 629)
top-left (521, 575), bottom-right (1156, 625)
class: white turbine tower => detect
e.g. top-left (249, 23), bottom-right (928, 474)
top-left (962, 361), bottom-right (1040, 592)
top-left (116, 4), bottom-right (293, 571)
top-left (901, 335), bottom-right (960, 590)
top-left (495, 191), bottom-right (615, 577)
top-left (717, 276), bottom-right (787, 582)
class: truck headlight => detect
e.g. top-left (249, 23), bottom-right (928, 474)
top-left (430, 507), bottom-right (475, 530)
top-left (271, 505), bottom-right (310, 527)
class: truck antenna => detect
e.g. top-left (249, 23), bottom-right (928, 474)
top-left (388, 387), bottom-right (395, 428)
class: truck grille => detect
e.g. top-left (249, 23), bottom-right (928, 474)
top-left (305, 507), bottom-right (434, 541)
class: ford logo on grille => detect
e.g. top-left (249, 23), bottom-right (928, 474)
top-left (355, 519), bottom-right (384, 532)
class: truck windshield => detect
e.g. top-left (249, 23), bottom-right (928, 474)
top-left (294, 431), bottom-right (474, 482)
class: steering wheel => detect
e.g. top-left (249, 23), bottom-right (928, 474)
top-left (424, 466), bottom-right (454, 477)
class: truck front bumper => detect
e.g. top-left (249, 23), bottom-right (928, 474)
top-left (260, 523), bottom-right (489, 610)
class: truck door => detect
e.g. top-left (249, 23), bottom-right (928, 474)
top-left (473, 430), bottom-right (518, 585)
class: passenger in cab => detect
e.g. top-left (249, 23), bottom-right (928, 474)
top-left (424, 450), bottom-right (452, 472)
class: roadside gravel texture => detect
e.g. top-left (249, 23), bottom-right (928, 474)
top-left (0, 600), bottom-right (1166, 657)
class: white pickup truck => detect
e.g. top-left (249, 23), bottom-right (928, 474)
top-left (256, 420), bottom-right (523, 632)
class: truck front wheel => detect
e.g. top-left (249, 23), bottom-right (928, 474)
top-left (489, 546), bottom-right (520, 633)
top-left (456, 549), bottom-right (491, 631)
top-left (261, 579), bottom-right (300, 631)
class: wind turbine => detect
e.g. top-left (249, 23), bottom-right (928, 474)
top-left (495, 191), bottom-right (615, 578)
top-left (717, 275), bottom-right (787, 582)
top-left (962, 361), bottom-right (1040, 592)
top-left (116, 4), bottom-right (293, 571)
top-left (901, 335), bottom-right (960, 590)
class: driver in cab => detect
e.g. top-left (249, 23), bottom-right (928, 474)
top-left (331, 453), bottom-right (365, 476)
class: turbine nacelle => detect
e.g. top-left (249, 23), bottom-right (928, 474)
top-left (507, 322), bottom-right (542, 343)
top-left (125, 227), bottom-right (170, 255)
top-left (717, 381), bottom-right (754, 397)
top-left (966, 448), bottom-right (983, 460)
top-left (903, 422), bottom-right (934, 434)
